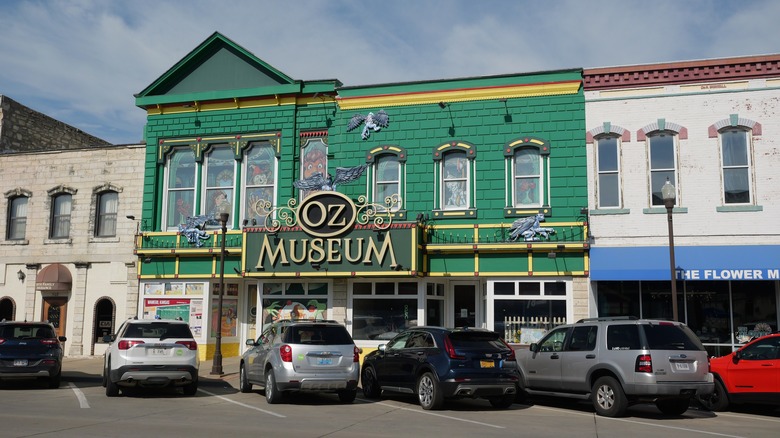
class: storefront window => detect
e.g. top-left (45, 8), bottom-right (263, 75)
top-left (597, 281), bottom-right (640, 317)
top-left (494, 299), bottom-right (566, 344)
top-left (351, 281), bottom-right (419, 341)
top-left (731, 280), bottom-right (777, 341)
top-left (425, 283), bottom-right (444, 327)
top-left (683, 281), bottom-right (730, 344)
top-left (260, 282), bottom-right (329, 331)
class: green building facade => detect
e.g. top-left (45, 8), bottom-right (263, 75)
top-left (133, 33), bottom-right (588, 359)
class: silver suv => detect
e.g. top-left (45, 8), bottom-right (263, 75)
top-left (239, 320), bottom-right (360, 404)
top-left (515, 317), bottom-right (714, 417)
top-left (102, 319), bottom-right (199, 397)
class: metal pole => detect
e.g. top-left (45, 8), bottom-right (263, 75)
top-left (665, 204), bottom-right (678, 322)
top-left (211, 213), bottom-right (228, 375)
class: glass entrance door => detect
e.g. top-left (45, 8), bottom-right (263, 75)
top-left (453, 284), bottom-right (477, 327)
top-left (41, 296), bottom-right (67, 339)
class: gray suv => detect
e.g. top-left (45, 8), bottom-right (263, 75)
top-left (239, 320), bottom-right (360, 404)
top-left (515, 317), bottom-right (714, 417)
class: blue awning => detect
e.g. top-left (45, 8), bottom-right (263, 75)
top-left (590, 245), bottom-right (780, 281)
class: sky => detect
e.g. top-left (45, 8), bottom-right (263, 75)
top-left (1, 0), bottom-right (778, 145)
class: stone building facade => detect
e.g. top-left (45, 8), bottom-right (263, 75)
top-left (0, 95), bottom-right (110, 154)
top-left (0, 97), bottom-right (144, 356)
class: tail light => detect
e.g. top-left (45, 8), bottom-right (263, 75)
top-left (39, 338), bottom-right (60, 346)
top-left (444, 335), bottom-right (465, 360)
top-left (353, 346), bottom-right (361, 363)
top-left (500, 338), bottom-right (517, 361)
top-left (636, 354), bottom-right (653, 373)
top-left (279, 344), bottom-right (293, 362)
top-left (118, 340), bottom-right (144, 350)
top-left (0, 338), bottom-right (6, 345)
top-left (175, 340), bottom-right (198, 350)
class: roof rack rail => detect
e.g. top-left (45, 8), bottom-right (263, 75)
top-left (576, 316), bottom-right (638, 323)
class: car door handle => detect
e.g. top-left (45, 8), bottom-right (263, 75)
top-left (586, 354), bottom-right (596, 359)
top-left (551, 354), bottom-right (559, 359)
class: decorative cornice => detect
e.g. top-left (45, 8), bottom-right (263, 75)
top-left (584, 55), bottom-right (780, 90)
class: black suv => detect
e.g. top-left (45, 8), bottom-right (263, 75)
top-left (361, 327), bottom-right (519, 410)
top-left (0, 321), bottom-right (67, 388)
top-left (515, 317), bottom-right (714, 417)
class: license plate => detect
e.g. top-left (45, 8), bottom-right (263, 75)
top-left (13, 359), bottom-right (28, 367)
top-left (674, 362), bottom-right (690, 371)
top-left (480, 360), bottom-right (495, 368)
top-left (151, 348), bottom-right (167, 355)
top-left (317, 358), bottom-right (333, 365)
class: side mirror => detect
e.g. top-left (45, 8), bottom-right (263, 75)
top-left (732, 351), bottom-right (742, 364)
top-left (245, 339), bottom-right (256, 346)
top-left (378, 344), bottom-right (387, 353)
top-left (529, 343), bottom-right (539, 353)
top-left (58, 336), bottom-right (67, 342)
top-left (102, 334), bottom-right (114, 343)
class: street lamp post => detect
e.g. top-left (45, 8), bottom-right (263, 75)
top-left (211, 212), bottom-right (229, 375)
top-left (661, 179), bottom-right (678, 322)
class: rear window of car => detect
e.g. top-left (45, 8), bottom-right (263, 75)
top-left (0, 325), bottom-right (55, 339)
top-left (449, 331), bottom-right (507, 351)
top-left (124, 322), bottom-right (194, 339)
top-left (286, 325), bottom-right (353, 345)
top-left (606, 325), bottom-right (641, 350)
top-left (642, 323), bottom-right (705, 351)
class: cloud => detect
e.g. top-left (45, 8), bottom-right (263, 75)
top-left (0, 0), bottom-right (776, 144)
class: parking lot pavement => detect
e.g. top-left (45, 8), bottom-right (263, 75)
top-left (62, 355), bottom-right (242, 380)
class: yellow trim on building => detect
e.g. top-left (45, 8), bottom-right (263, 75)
top-left (337, 81), bottom-right (581, 110)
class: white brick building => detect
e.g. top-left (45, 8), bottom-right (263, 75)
top-left (584, 56), bottom-right (780, 356)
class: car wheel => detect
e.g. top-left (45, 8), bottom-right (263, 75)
top-left (361, 366), bottom-right (381, 399)
top-left (592, 376), bottom-right (627, 417)
top-left (697, 379), bottom-right (730, 412)
top-left (183, 377), bottom-right (198, 396)
top-left (338, 389), bottom-right (357, 403)
top-left (105, 360), bottom-right (120, 397)
top-left (488, 394), bottom-right (515, 409)
top-left (48, 371), bottom-right (61, 389)
top-left (656, 397), bottom-right (690, 416)
top-left (264, 369), bottom-right (282, 404)
top-left (239, 363), bottom-right (252, 393)
top-left (417, 372), bottom-right (444, 410)
top-left (101, 366), bottom-right (107, 388)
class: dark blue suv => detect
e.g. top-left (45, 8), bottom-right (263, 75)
top-left (360, 326), bottom-right (519, 409)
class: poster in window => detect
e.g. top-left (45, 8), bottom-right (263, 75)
top-left (211, 298), bottom-right (238, 337)
top-left (144, 283), bottom-right (164, 295)
top-left (185, 282), bottom-right (204, 296)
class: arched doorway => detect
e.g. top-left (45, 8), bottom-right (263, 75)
top-left (36, 264), bottom-right (72, 339)
top-left (92, 298), bottom-right (115, 355)
top-left (42, 297), bottom-right (68, 339)
top-left (0, 297), bottom-right (15, 321)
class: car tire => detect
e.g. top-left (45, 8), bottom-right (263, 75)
top-left (338, 389), bottom-right (357, 403)
top-left (697, 379), bottom-right (729, 412)
top-left (265, 369), bottom-right (282, 404)
top-left (592, 376), bottom-right (627, 417)
top-left (101, 367), bottom-right (107, 388)
top-left (48, 371), bottom-right (61, 389)
top-left (656, 397), bottom-right (690, 416)
top-left (183, 377), bottom-right (198, 396)
top-left (488, 394), bottom-right (515, 409)
top-left (417, 372), bottom-right (444, 410)
top-left (105, 360), bottom-right (120, 397)
top-left (361, 366), bottom-right (381, 399)
top-left (239, 363), bottom-right (252, 393)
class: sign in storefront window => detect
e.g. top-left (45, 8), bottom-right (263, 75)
top-left (259, 282), bottom-right (330, 332)
top-left (143, 298), bottom-right (203, 336)
top-left (211, 298), bottom-right (238, 337)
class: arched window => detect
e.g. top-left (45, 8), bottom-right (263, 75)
top-left (366, 145), bottom-right (406, 214)
top-left (719, 127), bottom-right (754, 205)
top-left (0, 297), bottom-right (15, 321)
top-left (647, 131), bottom-right (678, 206)
top-left (203, 144), bottom-right (235, 228)
top-left (164, 148), bottom-right (196, 229)
top-left (93, 297), bottom-right (115, 344)
top-left (433, 141), bottom-right (476, 213)
top-left (503, 137), bottom-right (549, 212)
top-left (243, 141), bottom-right (278, 226)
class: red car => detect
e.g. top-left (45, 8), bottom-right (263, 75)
top-left (698, 333), bottom-right (780, 411)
